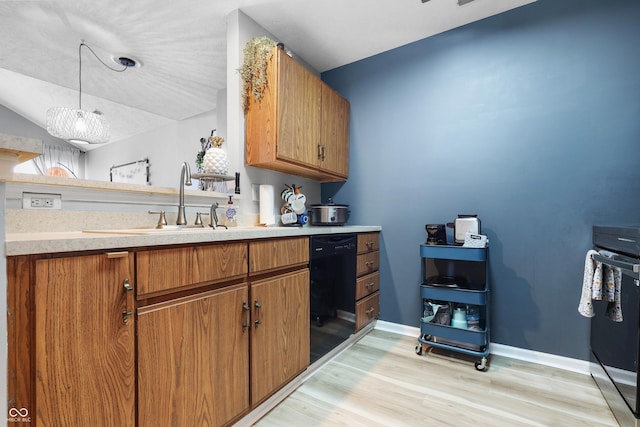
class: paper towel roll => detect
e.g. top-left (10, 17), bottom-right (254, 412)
top-left (259, 185), bottom-right (275, 225)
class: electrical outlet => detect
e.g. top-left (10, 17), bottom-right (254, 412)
top-left (23, 192), bottom-right (62, 210)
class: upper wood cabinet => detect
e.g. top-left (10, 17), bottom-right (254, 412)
top-left (245, 47), bottom-right (350, 182)
top-left (320, 83), bottom-right (350, 178)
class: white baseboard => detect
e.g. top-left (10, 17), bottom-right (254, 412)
top-left (374, 320), bottom-right (591, 375)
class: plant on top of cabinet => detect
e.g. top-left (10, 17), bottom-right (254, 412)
top-left (241, 36), bottom-right (277, 112)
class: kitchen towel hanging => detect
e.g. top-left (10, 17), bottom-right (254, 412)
top-left (259, 184), bottom-right (275, 225)
top-left (578, 250), bottom-right (623, 321)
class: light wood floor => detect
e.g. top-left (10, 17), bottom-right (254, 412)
top-left (254, 329), bottom-right (619, 427)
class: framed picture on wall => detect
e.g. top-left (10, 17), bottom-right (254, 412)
top-left (110, 159), bottom-right (150, 185)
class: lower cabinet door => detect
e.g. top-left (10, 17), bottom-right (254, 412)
top-left (250, 269), bottom-right (310, 405)
top-left (33, 253), bottom-right (136, 427)
top-left (137, 283), bottom-right (250, 427)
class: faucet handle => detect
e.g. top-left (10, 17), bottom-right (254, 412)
top-left (194, 212), bottom-right (209, 226)
top-left (148, 210), bottom-right (168, 228)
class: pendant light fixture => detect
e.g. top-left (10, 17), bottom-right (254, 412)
top-left (46, 42), bottom-right (135, 145)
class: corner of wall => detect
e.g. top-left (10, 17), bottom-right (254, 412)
top-left (225, 10), bottom-right (322, 219)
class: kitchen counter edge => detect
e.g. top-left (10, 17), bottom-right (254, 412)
top-left (5, 225), bottom-right (382, 256)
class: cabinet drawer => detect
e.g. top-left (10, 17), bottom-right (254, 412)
top-left (357, 233), bottom-right (379, 254)
top-left (356, 251), bottom-right (379, 277)
top-left (356, 272), bottom-right (380, 300)
top-left (355, 292), bottom-right (379, 332)
top-left (249, 237), bottom-right (309, 275)
top-left (137, 242), bottom-right (248, 297)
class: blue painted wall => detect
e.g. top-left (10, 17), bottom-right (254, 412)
top-left (322, 0), bottom-right (640, 359)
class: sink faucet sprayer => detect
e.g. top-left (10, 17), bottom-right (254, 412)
top-left (209, 202), bottom-right (227, 229)
top-left (177, 162), bottom-right (192, 225)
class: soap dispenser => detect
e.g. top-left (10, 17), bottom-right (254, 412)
top-left (224, 195), bottom-right (238, 227)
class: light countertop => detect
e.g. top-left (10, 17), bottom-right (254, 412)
top-left (5, 225), bottom-right (382, 256)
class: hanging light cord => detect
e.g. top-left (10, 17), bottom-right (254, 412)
top-left (78, 42), bottom-right (128, 110)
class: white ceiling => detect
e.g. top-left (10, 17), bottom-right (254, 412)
top-left (0, 0), bottom-right (536, 151)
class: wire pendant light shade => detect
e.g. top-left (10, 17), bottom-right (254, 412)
top-left (46, 42), bottom-right (131, 145)
top-left (46, 107), bottom-right (110, 144)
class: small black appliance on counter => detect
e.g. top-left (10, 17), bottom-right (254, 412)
top-left (425, 224), bottom-right (447, 245)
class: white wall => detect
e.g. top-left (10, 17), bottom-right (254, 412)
top-left (85, 109), bottom-right (216, 187)
top-left (83, 10), bottom-right (323, 217)
top-left (225, 9), bottom-right (321, 218)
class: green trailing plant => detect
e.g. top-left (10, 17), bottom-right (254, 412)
top-left (241, 36), bottom-right (277, 112)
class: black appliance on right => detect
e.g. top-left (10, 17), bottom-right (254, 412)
top-left (309, 234), bottom-right (357, 364)
top-left (591, 225), bottom-right (640, 427)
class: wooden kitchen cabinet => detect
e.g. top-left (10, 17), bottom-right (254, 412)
top-left (245, 46), bottom-right (349, 182)
top-left (136, 242), bottom-right (247, 298)
top-left (249, 236), bottom-right (309, 274)
top-left (250, 269), bottom-right (310, 405)
top-left (137, 283), bottom-right (250, 427)
top-left (6, 235), bottom-right (314, 426)
top-left (249, 237), bottom-right (310, 405)
top-left (136, 242), bottom-right (250, 426)
top-left (355, 232), bottom-right (380, 331)
top-left (7, 251), bottom-right (136, 426)
top-left (320, 82), bottom-right (350, 177)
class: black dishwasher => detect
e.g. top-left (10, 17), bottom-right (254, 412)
top-left (309, 234), bottom-right (357, 363)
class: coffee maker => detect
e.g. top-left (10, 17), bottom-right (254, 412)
top-left (425, 224), bottom-right (447, 245)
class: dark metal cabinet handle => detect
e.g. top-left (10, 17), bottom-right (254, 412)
top-left (122, 278), bottom-right (134, 324)
top-left (242, 301), bottom-right (251, 332)
top-left (254, 300), bottom-right (262, 327)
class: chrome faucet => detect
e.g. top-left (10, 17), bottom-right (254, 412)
top-left (176, 162), bottom-right (192, 225)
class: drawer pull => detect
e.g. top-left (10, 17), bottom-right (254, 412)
top-left (366, 241), bottom-right (374, 248)
top-left (365, 307), bottom-right (375, 317)
top-left (107, 251), bottom-right (128, 259)
top-left (366, 282), bottom-right (375, 290)
top-left (365, 261), bottom-right (374, 267)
